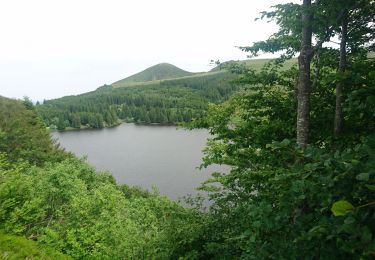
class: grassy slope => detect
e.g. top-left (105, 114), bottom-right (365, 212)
top-left (112, 70), bottom-right (227, 89)
top-left (112, 63), bottom-right (195, 86)
top-left (112, 58), bottom-right (297, 89)
top-left (114, 52), bottom-right (375, 89)
top-left (243, 57), bottom-right (297, 70)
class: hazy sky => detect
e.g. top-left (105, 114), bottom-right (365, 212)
top-left (0, 0), bottom-right (295, 101)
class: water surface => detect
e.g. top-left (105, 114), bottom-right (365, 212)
top-left (52, 123), bottom-right (222, 200)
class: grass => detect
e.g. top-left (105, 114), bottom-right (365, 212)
top-left (112, 70), bottom-right (227, 89)
top-left (112, 63), bottom-right (194, 86)
top-left (112, 58), bottom-right (297, 89)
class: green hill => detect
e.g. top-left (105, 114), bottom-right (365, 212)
top-left (112, 58), bottom-right (296, 89)
top-left (112, 63), bottom-right (195, 86)
top-left (36, 58), bottom-right (297, 130)
top-left (37, 62), bottom-right (241, 129)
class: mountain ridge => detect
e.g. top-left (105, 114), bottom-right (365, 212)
top-left (112, 63), bottom-right (196, 86)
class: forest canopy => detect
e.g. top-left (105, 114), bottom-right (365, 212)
top-left (36, 67), bottom-right (239, 130)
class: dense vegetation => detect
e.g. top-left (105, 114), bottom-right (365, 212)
top-left (0, 96), bottom-right (206, 258)
top-left (0, 233), bottom-right (70, 259)
top-left (36, 65), bottom-right (239, 130)
top-left (1, 0), bottom-right (374, 258)
top-left (0, 97), bottom-right (66, 165)
top-left (191, 0), bottom-right (375, 258)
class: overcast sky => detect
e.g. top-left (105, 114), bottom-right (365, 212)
top-left (0, 0), bottom-right (295, 101)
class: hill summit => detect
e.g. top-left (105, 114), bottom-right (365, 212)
top-left (112, 63), bottom-right (194, 86)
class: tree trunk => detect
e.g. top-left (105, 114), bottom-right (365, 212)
top-left (297, 0), bottom-right (313, 147)
top-left (334, 9), bottom-right (348, 138)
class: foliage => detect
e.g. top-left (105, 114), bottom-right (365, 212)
top-left (0, 157), bottom-right (208, 259)
top-left (189, 0), bottom-right (375, 257)
top-left (0, 97), bottom-right (207, 259)
top-left (36, 65), bottom-right (239, 130)
top-left (0, 96), bottom-right (67, 165)
top-left (0, 233), bottom-right (70, 259)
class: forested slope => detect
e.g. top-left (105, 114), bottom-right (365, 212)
top-left (36, 64), bottom-right (239, 130)
top-left (0, 96), bottom-right (207, 258)
top-left (36, 58), bottom-right (293, 131)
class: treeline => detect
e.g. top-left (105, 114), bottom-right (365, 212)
top-left (36, 71), bottom-right (238, 130)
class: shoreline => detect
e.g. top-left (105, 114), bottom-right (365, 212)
top-left (48, 121), bottom-right (180, 132)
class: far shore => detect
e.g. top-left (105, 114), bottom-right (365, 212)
top-left (48, 121), bottom-right (181, 132)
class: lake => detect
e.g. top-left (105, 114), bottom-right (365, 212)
top-left (52, 123), bottom-right (223, 201)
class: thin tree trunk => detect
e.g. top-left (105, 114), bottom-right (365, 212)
top-left (312, 50), bottom-right (321, 90)
top-left (334, 9), bottom-right (348, 137)
top-left (297, 0), bottom-right (313, 147)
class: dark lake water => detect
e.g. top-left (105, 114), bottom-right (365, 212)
top-left (52, 123), bottom-right (223, 201)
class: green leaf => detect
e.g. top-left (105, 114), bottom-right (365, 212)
top-left (356, 172), bottom-right (370, 181)
top-left (331, 200), bottom-right (354, 217)
top-left (344, 216), bottom-right (355, 224)
top-left (280, 139), bottom-right (291, 147)
top-left (365, 184), bottom-right (375, 191)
